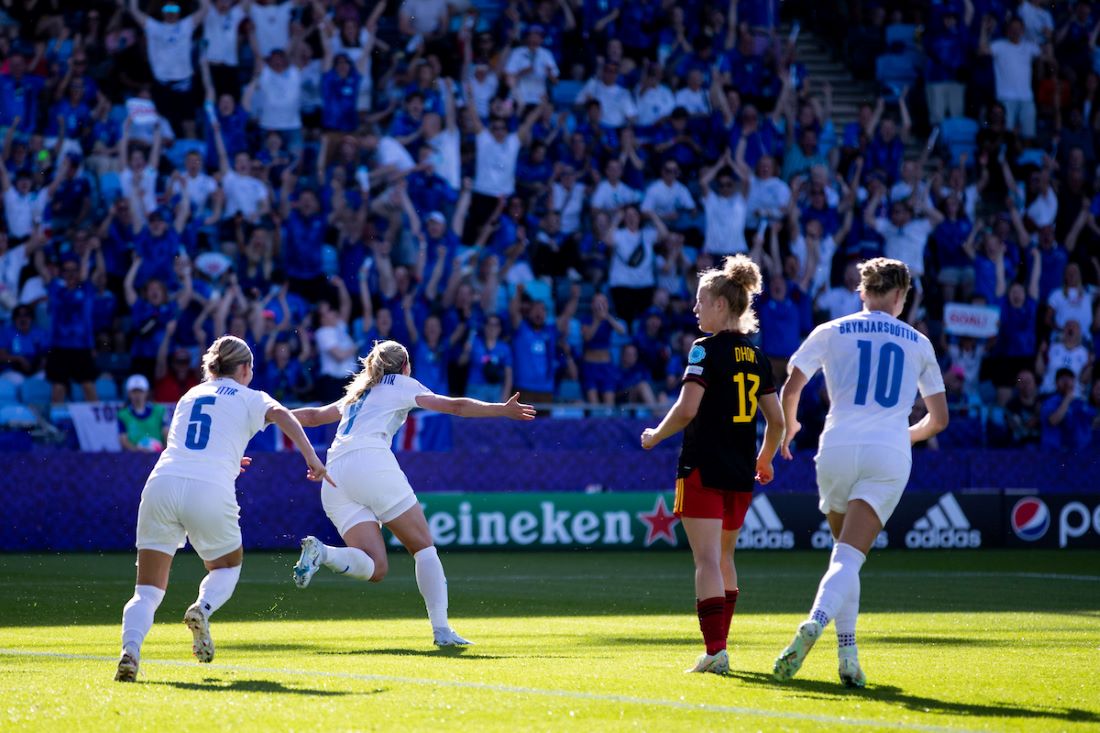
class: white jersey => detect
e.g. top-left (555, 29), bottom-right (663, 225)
top-left (328, 374), bottom-right (432, 460)
top-left (150, 378), bottom-right (279, 487)
top-left (789, 310), bottom-right (945, 457)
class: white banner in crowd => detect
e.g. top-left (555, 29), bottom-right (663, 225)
top-left (69, 402), bottom-right (122, 452)
top-left (943, 303), bottom-right (1001, 338)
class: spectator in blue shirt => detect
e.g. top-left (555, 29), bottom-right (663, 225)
top-left (509, 282), bottom-right (575, 405)
top-left (133, 205), bottom-right (184, 288)
top-left (461, 313), bottom-right (513, 403)
top-left (124, 256), bottom-right (189, 382)
top-left (320, 29), bottom-right (369, 133)
top-left (758, 272), bottom-right (803, 388)
top-left (1041, 367), bottom-right (1096, 452)
top-left (925, 11), bottom-right (969, 123)
top-left (408, 314), bottom-right (450, 395)
top-left (581, 292), bottom-right (627, 405)
top-left (0, 304), bottom-right (49, 380)
top-left (0, 53), bottom-right (44, 134)
top-left (932, 194), bottom-right (976, 302)
top-left (990, 249), bottom-right (1041, 403)
top-left (41, 248), bottom-right (99, 403)
top-left (280, 187), bottom-right (330, 302)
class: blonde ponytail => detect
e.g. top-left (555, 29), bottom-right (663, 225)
top-left (698, 254), bottom-right (763, 333)
top-left (344, 340), bottom-right (409, 404)
top-left (201, 335), bottom-right (254, 382)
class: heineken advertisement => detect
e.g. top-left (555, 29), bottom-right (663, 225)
top-left (383, 490), bottom-right (1100, 551)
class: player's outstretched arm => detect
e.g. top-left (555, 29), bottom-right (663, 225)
top-left (755, 392), bottom-right (785, 484)
top-left (267, 404), bottom-right (335, 486)
top-left (779, 367), bottom-right (808, 459)
top-left (415, 393), bottom-right (536, 420)
top-left (909, 391), bottom-right (949, 445)
top-left (640, 382), bottom-right (703, 450)
top-left (292, 401), bottom-right (343, 427)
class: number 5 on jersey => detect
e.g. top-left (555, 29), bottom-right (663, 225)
top-left (185, 396), bottom-right (217, 450)
top-left (732, 372), bottom-right (760, 423)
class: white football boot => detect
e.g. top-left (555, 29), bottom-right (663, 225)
top-left (838, 651), bottom-right (867, 688)
top-left (114, 649), bottom-right (139, 682)
top-left (685, 648), bottom-right (730, 674)
top-left (183, 603), bottom-right (215, 663)
top-left (293, 536), bottom-right (326, 589)
top-left (433, 627), bottom-right (474, 647)
top-left (773, 619), bottom-right (824, 681)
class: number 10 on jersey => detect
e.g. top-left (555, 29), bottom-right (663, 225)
top-left (854, 340), bottom-right (904, 408)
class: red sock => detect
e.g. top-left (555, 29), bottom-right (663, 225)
top-left (722, 588), bottom-right (740, 641)
top-left (696, 596), bottom-right (726, 655)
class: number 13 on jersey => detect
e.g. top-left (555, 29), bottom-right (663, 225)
top-left (731, 372), bottom-right (760, 423)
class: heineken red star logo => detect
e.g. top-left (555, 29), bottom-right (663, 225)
top-left (637, 495), bottom-right (680, 547)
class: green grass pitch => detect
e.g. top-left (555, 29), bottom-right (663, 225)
top-left (1, 549), bottom-right (1098, 732)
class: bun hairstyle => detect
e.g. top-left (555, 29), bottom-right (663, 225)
top-left (857, 257), bottom-right (912, 297)
top-left (698, 254), bottom-right (763, 333)
top-left (344, 340), bottom-right (409, 404)
top-left (201, 335), bottom-right (254, 381)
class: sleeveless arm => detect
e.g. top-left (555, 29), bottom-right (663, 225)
top-left (291, 401), bottom-right (343, 427)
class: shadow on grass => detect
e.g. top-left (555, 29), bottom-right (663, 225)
top-left (218, 642), bottom-right (329, 653)
top-left (317, 646), bottom-right (577, 660)
top-left (146, 677), bottom-right (374, 697)
top-left (869, 635), bottom-right (1012, 648)
top-left (727, 671), bottom-right (1100, 725)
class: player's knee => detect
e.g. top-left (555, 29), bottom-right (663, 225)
top-left (370, 557), bottom-right (389, 582)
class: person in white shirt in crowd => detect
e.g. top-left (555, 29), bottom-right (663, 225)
top-left (203, 0), bottom-right (247, 98)
top-left (247, 0), bottom-right (294, 59)
top-left (399, 0), bottom-right (451, 44)
top-left (575, 59), bottom-right (637, 129)
top-left (1037, 319), bottom-right (1091, 396)
top-left (604, 205), bottom-right (668, 324)
top-left (864, 176), bottom-right (943, 290)
top-left (590, 158), bottom-right (641, 216)
top-left (674, 68), bottom-right (710, 117)
top-left (1046, 264), bottom-right (1094, 333)
top-left (1024, 168), bottom-right (1058, 230)
top-left (699, 149), bottom-right (748, 256)
top-left (326, 3), bottom-right (385, 115)
top-left (211, 112), bottom-right (271, 223)
top-left (0, 164), bottom-right (49, 242)
top-left (889, 159), bottom-right (934, 210)
top-left (551, 165), bottom-right (586, 236)
top-left (171, 151), bottom-right (219, 219)
top-left (0, 233), bottom-right (45, 322)
top-left (980, 16), bottom-right (1046, 140)
top-left (358, 128), bottom-right (417, 190)
top-left (634, 62), bottom-right (676, 138)
top-left (118, 120), bottom-right (163, 224)
top-left (421, 77), bottom-right (462, 192)
top-left (461, 91), bottom-right (541, 241)
top-left (504, 25), bottom-right (559, 109)
top-left (127, 0), bottom-right (209, 139)
top-left (313, 280), bottom-right (358, 402)
top-left (244, 47), bottom-right (305, 157)
top-left (737, 135), bottom-right (791, 228)
top-left (641, 160), bottom-right (697, 229)
top-left (815, 262), bottom-right (864, 321)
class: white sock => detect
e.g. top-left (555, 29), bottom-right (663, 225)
top-left (323, 545), bottom-right (376, 581)
top-left (195, 565), bottom-right (242, 617)
top-left (834, 591), bottom-right (860, 654)
top-left (413, 546), bottom-right (449, 629)
top-left (809, 542), bottom-right (866, 628)
top-left (121, 584), bottom-right (165, 655)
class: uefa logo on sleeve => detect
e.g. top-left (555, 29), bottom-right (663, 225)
top-left (1010, 497), bottom-right (1050, 541)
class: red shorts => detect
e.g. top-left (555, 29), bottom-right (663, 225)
top-left (674, 469), bottom-right (753, 531)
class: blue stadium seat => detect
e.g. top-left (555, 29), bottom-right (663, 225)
top-left (19, 377), bottom-right (51, 408)
top-left (551, 80), bottom-right (584, 110)
top-left (165, 139), bottom-right (207, 170)
top-left (0, 379), bottom-right (17, 405)
top-left (0, 404), bottom-right (37, 427)
top-left (69, 382), bottom-right (85, 402)
top-left (95, 376), bottom-right (119, 402)
top-left (875, 53), bottom-right (919, 99)
top-left (939, 117), bottom-right (979, 166)
top-left (885, 24), bottom-right (917, 50)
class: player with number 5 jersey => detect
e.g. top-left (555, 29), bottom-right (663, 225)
top-left (640, 255), bottom-right (784, 675)
top-left (773, 258), bottom-right (948, 689)
top-left (114, 336), bottom-right (330, 683)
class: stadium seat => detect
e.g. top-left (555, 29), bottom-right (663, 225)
top-left (875, 52), bottom-right (919, 100)
top-left (95, 376), bottom-right (119, 402)
top-left (0, 404), bottom-right (37, 428)
top-left (551, 80), bottom-right (583, 110)
top-left (165, 139), bottom-right (207, 170)
top-left (939, 117), bottom-right (979, 166)
top-left (19, 377), bottom-right (52, 409)
top-left (69, 383), bottom-right (85, 402)
top-left (0, 379), bottom-right (17, 406)
top-left (884, 24), bottom-right (917, 50)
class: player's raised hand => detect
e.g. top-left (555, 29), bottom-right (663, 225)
top-left (780, 418), bottom-right (801, 460)
top-left (501, 393), bottom-right (536, 421)
top-left (640, 428), bottom-right (660, 450)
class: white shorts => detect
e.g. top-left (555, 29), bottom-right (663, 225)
top-left (814, 445), bottom-right (912, 525)
top-left (135, 474), bottom-right (242, 562)
top-left (323, 448), bottom-right (419, 535)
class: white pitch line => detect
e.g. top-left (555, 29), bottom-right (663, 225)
top-left (0, 649), bottom-right (983, 733)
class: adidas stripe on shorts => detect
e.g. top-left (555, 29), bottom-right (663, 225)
top-left (814, 445), bottom-right (912, 524)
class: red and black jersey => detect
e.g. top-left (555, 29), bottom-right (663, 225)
top-left (678, 331), bottom-right (776, 492)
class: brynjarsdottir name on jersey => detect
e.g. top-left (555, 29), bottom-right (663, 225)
top-left (837, 318), bottom-right (920, 342)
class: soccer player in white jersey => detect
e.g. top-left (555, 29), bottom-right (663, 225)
top-left (290, 340), bottom-right (535, 646)
top-left (115, 336), bottom-right (330, 682)
top-left (772, 258), bottom-right (949, 688)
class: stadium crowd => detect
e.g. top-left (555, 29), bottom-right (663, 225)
top-left (0, 0), bottom-right (1097, 452)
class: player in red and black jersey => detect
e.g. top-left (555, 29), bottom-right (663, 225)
top-left (641, 254), bottom-right (784, 675)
